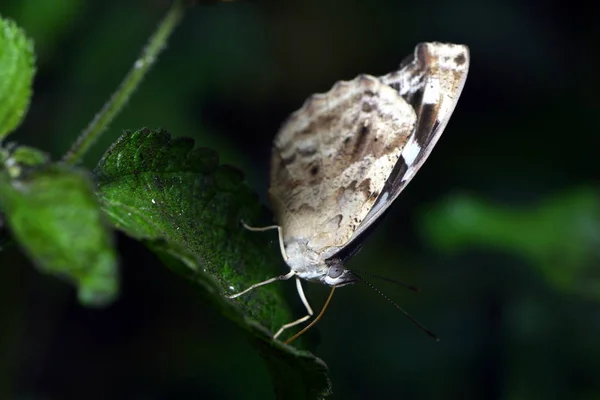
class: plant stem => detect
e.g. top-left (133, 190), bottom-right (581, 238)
top-left (62, 0), bottom-right (186, 165)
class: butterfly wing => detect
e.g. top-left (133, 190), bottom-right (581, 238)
top-left (348, 42), bottom-right (470, 242)
top-left (269, 75), bottom-right (416, 258)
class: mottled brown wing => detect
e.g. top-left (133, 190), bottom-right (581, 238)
top-left (269, 74), bottom-right (416, 256)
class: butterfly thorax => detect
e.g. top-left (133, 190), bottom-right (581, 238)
top-left (285, 239), bottom-right (357, 287)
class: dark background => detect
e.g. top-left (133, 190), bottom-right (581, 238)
top-left (1, 0), bottom-right (599, 398)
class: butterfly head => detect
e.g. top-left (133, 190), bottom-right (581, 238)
top-left (322, 257), bottom-right (357, 287)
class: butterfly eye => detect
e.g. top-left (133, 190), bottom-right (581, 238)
top-left (328, 264), bottom-right (344, 279)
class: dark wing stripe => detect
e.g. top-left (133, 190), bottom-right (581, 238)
top-left (368, 156), bottom-right (409, 218)
top-left (347, 43), bottom-right (469, 244)
top-left (408, 102), bottom-right (439, 168)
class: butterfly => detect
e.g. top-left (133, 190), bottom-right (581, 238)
top-left (229, 42), bottom-right (470, 342)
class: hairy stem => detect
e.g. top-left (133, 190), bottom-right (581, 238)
top-left (62, 0), bottom-right (186, 165)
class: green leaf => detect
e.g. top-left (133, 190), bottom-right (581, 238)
top-left (0, 144), bottom-right (50, 251)
top-left (419, 189), bottom-right (600, 298)
top-left (93, 128), bottom-right (332, 398)
top-left (0, 164), bottom-right (118, 306)
top-left (0, 15), bottom-right (35, 138)
top-left (149, 239), bottom-right (332, 399)
top-left (7, 145), bottom-right (49, 167)
top-left (0, 144), bottom-right (50, 179)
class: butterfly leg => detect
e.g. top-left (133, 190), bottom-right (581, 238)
top-left (273, 277), bottom-right (314, 339)
top-left (228, 270), bottom-right (295, 299)
top-left (241, 220), bottom-right (289, 261)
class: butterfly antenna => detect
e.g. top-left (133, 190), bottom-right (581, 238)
top-left (284, 286), bottom-right (336, 345)
top-left (350, 268), bottom-right (421, 293)
top-left (353, 272), bottom-right (439, 341)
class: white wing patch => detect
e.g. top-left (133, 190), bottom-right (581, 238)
top-left (402, 136), bottom-right (421, 166)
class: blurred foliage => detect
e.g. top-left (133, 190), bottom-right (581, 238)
top-left (0, 0), bottom-right (599, 399)
top-left (0, 15), bottom-right (34, 138)
top-left (0, 161), bottom-right (118, 306)
top-left (421, 189), bottom-right (600, 299)
top-left (0, 145), bottom-right (49, 176)
top-left (1, 0), bottom-right (85, 60)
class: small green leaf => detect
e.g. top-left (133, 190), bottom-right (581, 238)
top-left (7, 145), bottom-right (49, 167)
top-left (419, 188), bottom-right (600, 298)
top-left (0, 15), bottom-right (35, 138)
top-left (0, 144), bottom-right (50, 179)
top-left (93, 129), bottom-right (332, 398)
top-left (0, 164), bottom-right (118, 306)
top-left (0, 144), bottom-right (50, 251)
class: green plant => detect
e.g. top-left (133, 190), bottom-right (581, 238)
top-left (0, 2), bottom-right (331, 398)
